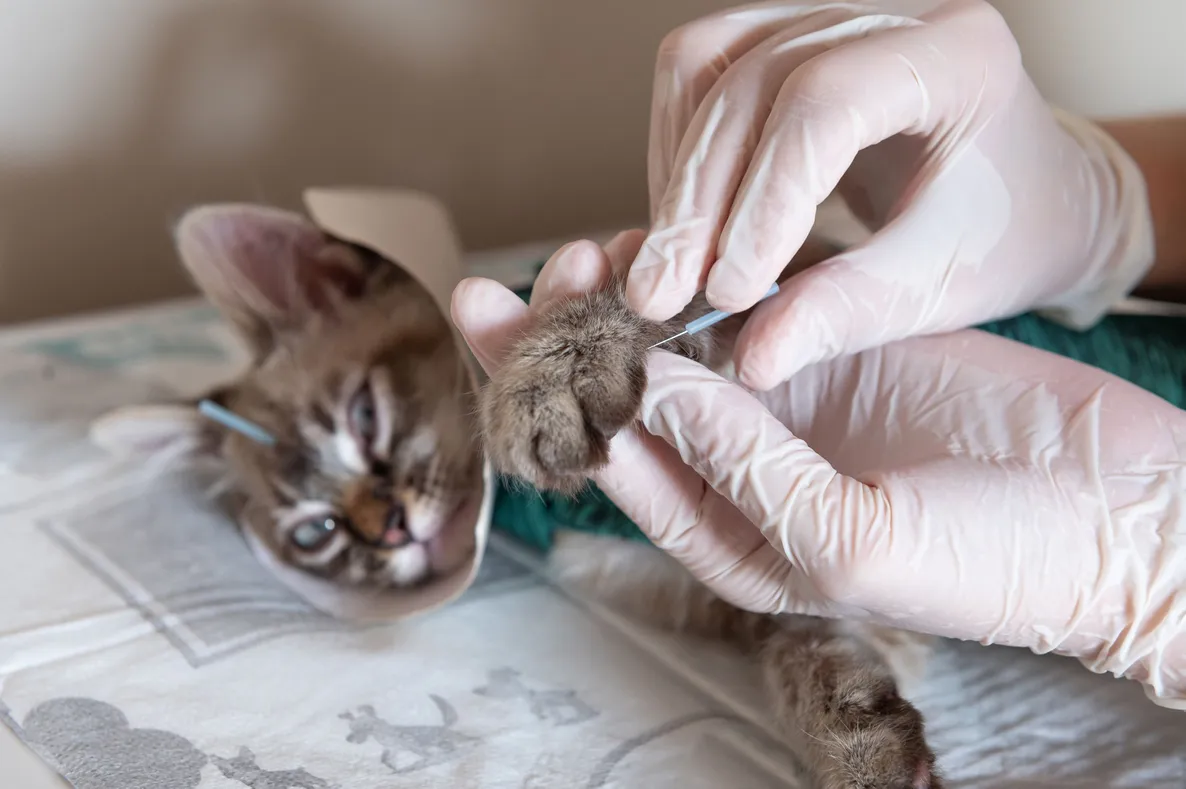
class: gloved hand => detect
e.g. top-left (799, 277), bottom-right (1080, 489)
top-left (630, 0), bottom-right (1156, 390)
top-left (454, 238), bottom-right (1186, 711)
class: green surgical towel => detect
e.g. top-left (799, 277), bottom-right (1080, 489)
top-left (492, 270), bottom-right (1186, 552)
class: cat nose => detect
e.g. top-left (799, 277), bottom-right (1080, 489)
top-left (380, 502), bottom-right (408, 548)
top-left (371, 477), bottom-right (393, 499)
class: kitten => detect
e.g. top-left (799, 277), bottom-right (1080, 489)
top-left (479, 273), bottom-right (941, 789)
top-left (94, 205), bottom-right (482, 588)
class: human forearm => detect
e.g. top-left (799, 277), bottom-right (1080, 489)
top-left (1101, 116), bottom-right (1186, 302)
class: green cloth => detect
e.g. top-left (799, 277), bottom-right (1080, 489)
top-left (492, 268), bottom-right (1186, 552)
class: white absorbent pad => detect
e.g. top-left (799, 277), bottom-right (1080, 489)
top-left (0, 293), bottom-right (1183, 789)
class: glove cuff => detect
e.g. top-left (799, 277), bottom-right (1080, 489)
top-left (1038, 108), bottom-right (1157, 330)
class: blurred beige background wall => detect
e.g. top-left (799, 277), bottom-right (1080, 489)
top-left (0, 0), bottom-right (1181, 323)
top-left (0, 0), bottom-right (735, 323)
top-left (991, 0), bottom-right (1186, 118)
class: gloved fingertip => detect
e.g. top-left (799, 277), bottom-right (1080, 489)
top-left (450, 277), bottom-right (529, 373)
top-left (704, 259), bottom-right (768, 315)
top-left (454, 272), bottom-right (523, 309)
top-left (735, 358), bottom-right (780, 392)
top-left (626, 262), bottom-right (684, 321)
top-left (641, 352), bottom-right (729, 424)
top-left (732, 305), bottom-right (810, 391)
top-left (449, 277), bottom-right (501, 327)
top-left (604, 229), bottom-right (647, 275)
top-left (558, 237), bottom-right (605, 266)
top-left (734, 342), bottom-right (792, 391)
top-left (564, 239), bottom-right (613, 286)
top-left (532, 239), bottom-right (611, 307)
top-left (704, 285), bottom-right (757, 316)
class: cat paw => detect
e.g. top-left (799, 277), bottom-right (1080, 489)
top-left (479, 289), bottom-right (654, 493)
top-left (813, 687), bottom-right (941, 789)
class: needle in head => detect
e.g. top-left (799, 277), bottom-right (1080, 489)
top-left (198, 399), bottom-right (277, 446)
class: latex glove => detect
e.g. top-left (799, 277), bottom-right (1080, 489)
top-left (630, 0), bottom-right (1156, 390)
top-left (454, 240), bottom-right (1185, 711)
top-left (635, 335), bottom-right (1186, 712)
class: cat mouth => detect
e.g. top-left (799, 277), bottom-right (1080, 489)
top-left (380, 529), bottom-right (406, 548)
top-left (400, 493), bottom-right (470, 543)
top-left (360, 495), bottom-right (474, 588)
top-left (421, 495), bottom-right (477, 576)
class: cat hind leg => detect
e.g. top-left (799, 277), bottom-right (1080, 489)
top-left (549, 531), bottom-right (941, 788)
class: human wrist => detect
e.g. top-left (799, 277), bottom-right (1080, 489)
top-left (1101, 116), bottom-right (1186, 304)
top-left (1038, 110), bottom-right (1157, 328)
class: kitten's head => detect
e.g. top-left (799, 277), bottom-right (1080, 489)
top-left (96, 204), bottom-right (481, 588)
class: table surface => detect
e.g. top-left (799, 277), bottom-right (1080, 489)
top-left (0, 730), bottom-right (68, 787)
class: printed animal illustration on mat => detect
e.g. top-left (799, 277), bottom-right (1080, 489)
top-left (473, 667), bottom-right (598, 726)
top-left (340, 696), bottom-right (477, 774)
top-left (20, 697), bottom-right (207, 789)
top-left (211, 745), bottom-right (336, 789)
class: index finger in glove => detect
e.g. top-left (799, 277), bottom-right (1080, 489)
top-left (633, 0), bottom-right (1022, 321)
top-left (529, 240), bottom-right (613, 311)
top-left (640, 351), bottom-right (889, 604)
top-left (451, 277), bottom-right (530, 376)
top-left (707, 0), bottom-right (1022, 314)
top-left (630, 8), bottom-right (923, 321)
top-left (647, 3), bottom-right (821, 215)
top-left (453, 239), bottom-right (621, 373)
top-left (594, 425), bottom-right (815, 615)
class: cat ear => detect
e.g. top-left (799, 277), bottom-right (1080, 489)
top-left (89, 405), bottom-right (209, 460)
top-left (175, 204), bottom-right (375, 358)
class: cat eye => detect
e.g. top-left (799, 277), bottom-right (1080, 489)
top-left (348, 384), bottom-right (378, 446)
top-left (290, 515), bottom-right (341, 552)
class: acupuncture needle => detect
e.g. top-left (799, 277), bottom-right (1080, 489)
top-left (198, 399), bottom-right (277, 447)
top-left (648, 282), bottom-right (780, 349)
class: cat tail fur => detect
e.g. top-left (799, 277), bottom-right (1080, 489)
top-left (548, 530), bottom-right (941, 789)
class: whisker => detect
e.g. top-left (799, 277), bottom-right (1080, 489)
top-left (799, 727), bottom-right (828, 745)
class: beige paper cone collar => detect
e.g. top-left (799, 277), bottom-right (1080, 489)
top-left (238, 188), bottom-right (493, 622)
